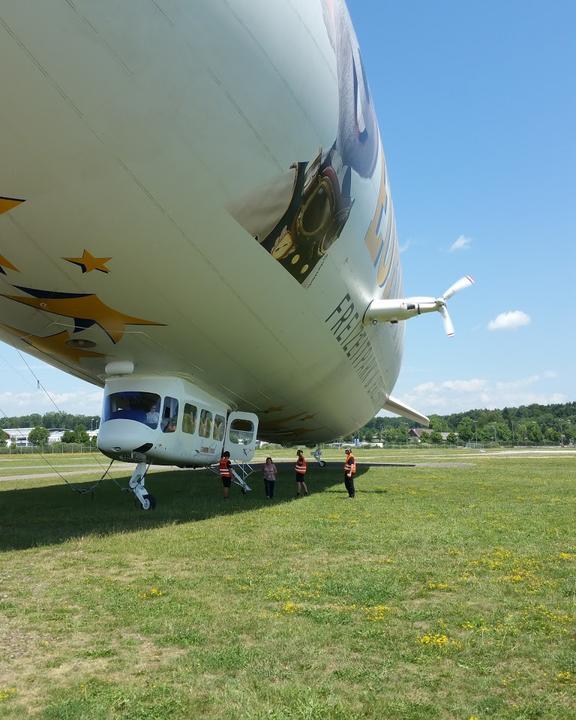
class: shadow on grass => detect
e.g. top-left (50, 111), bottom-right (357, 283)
top-left (1, 463), bottom-right (372, 551)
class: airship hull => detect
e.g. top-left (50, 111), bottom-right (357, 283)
top-left (0, 0), bottom-right (403, 442)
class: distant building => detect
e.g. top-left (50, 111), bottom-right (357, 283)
top-left (3, 428), bottom-right (33, 446)
top-left (49, 430), bottom-right (65, 444)
top-left (2, 427), bottom-right (98, 447)
top-left (409, 428), bottom-right (453, 442)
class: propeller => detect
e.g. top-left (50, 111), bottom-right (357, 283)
top-left (437, 275), bottom-right (475, 336)
top-left (441, 275), bottom-right (475, 301)
top-left (438, 305), bottom-right (455, 337)
top-left (364, 275), bottom-right (475, 336)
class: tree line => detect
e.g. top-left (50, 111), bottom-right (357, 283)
top-left (1, 402), bottom-right (575, 447)
top-left (0, 412), bottom-right (100, 431)
top-left (348, 401), bottom-right (576, 445)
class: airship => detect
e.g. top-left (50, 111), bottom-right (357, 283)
top-left (0, 0), bottom-right (472, 507)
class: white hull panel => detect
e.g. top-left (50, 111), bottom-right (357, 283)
top-left (0, 0), bottom-right (404, 441)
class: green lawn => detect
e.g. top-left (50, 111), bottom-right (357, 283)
top-left (0, 450), bottom-right (574, 719)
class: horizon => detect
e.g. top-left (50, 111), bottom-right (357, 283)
top-left (1, 398), bottom-right (574, 426)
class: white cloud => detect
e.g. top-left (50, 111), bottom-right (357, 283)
top-left (488, 310), bottom-right (531, 331)
top-left (412, 378), bottom-right (485, 394)
top-left (449, 235), bottom-right (472, 252)
top-left (494, 375), bottom-right (540, 390)
top-left (0, 389), bottom-right (103, 417)
top-left (398, 374), bottom-right (565, 415)
top-left (442, 379), bottom-right (486, 392)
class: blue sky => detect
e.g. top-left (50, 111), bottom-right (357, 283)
top-left (0, 1), bottom-right (574, 419)
top-left (348, 0), bottom-right (576, 415)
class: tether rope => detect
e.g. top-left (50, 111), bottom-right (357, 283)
top-left (0, 351), bottom-right (115, 496)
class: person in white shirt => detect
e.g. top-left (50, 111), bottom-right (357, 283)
top-left (263, 457), bottom-right (278, 499)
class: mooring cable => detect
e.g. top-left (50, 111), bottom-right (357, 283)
top-left (1, 352), bottom-right (114, 496)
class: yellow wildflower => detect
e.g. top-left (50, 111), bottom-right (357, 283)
top-left (503, 573), bottom-right (526, 582)
top-left (0, 688), bottom-right (17, 702)
top-left (418, 633), bottom-right (449, 646)
top-left (281, 601), bottom-right (300, 614)
top-left (364, 604), bottom-right (391, 621)
top-left (139, 586), bottom-right (164, 599)
top-left (266, 586), bottom-right (292, 601)
top-left (427, 581), bottom-right (451, 591)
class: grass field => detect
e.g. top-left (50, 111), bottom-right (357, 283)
top-left (1, 449), bottom-right (575, 719)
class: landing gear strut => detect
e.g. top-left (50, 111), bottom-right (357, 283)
top-left (129, 462), bottom-right (156, 510)
top-left (313, 448), bottom-right (326, 467)
top-left (231, 468), bottom-right (252, 493)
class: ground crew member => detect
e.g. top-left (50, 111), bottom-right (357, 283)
top-left (344, 448), bottom-right (356, 498)
top-left (219, 450), bottom-right (233, 499)
top-left (263, 456), bottom-right (278, 499)
top-left (295, 449), bottom-right (309, 497)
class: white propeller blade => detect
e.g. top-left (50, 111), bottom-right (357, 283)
top-left (439, 305), bottom-right (455, 337)
top-left (442, 275), bottom-right (475, 301)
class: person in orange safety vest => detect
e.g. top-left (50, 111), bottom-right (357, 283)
top-left (219, 450), bottom-right (233, 499)
top-left (343, 448), bottom-right (356, 498)
top-left (295, 449), bottom-right (309, 497)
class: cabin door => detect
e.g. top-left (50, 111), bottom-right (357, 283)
top-left (223, 412), bottom-right (259, 461)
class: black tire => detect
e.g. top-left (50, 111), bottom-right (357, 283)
top-left (142, 493), bottom-right (157, 510)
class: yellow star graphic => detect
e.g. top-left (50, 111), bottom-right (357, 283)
top-left (0, 323), bottom-right (104, 363)
top-left (0, 197), bottom-right (25, 215)
top-left (63, 249), bottom-right (112, 274)
top-left (2, 288), bottom-right (164, 343)
top-left (0, 254), bottom-right (19, 275)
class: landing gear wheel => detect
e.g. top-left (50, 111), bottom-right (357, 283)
top-left (141, 493), bottom-right (156, 511)
top-left (129, 462), bottom-right (155, 510)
